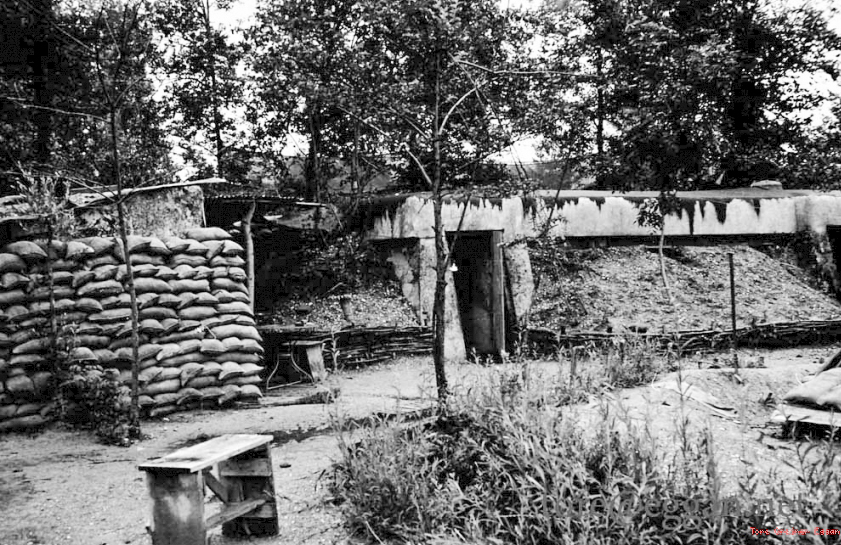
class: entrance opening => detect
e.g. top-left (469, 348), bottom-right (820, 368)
top-left (446, 230), bottom-right (505, 357)
top-left (826, 225), bottom-right (841, 298)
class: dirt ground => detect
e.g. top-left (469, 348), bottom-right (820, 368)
top-left (1, 346), bottom-right (837, 545)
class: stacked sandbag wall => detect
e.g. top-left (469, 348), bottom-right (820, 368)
top-left (0, 227), bottom-right (265, 432)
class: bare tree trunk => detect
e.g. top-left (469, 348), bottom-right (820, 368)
top-left (110, 108), bottom-right (141, 438)
top-left (658, 225), bottom-right (673, 304)
top-left (431, 52), bottom-right (448, 401)
top-left (201, 0), bottom-right (225, 178)
top-left (243, 200), bottom-right (256, 312)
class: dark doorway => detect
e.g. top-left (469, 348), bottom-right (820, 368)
top-left (826, 225), bottom-right (841, 298)
top-left (446, 230), bottom-right (505, 357)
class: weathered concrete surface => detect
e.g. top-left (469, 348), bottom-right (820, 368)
top-left (365, 189), bottom-right (841, 242)
top-left (77, 186), bottom-right (205, 238)
top-left (504, 242), bottom-right (534, 326)
top-left (418, 238), bottom-right (466, 362)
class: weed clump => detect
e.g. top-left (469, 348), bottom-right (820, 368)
top-left (331, 367), bottom-right (839, 544)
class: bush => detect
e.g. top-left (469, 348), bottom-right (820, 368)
top-left (331, 367), bottom-right (837, 544)
top-left (58, 364), bottom-right (135, 446)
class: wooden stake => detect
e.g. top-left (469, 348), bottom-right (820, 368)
top-left (243, 200), bottom-right (256, 313)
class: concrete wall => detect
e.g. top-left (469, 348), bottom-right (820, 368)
top-left (367, 190), bottom-right (841, 242)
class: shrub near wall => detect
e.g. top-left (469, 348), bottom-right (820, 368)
top-left (0, 227), bottom-right (265, 432)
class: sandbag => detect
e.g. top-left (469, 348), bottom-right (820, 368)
top-left (783, 369), bottom-right (841, 405)
top-left (155, 266), bottom-right (178, 281)
top-left (199, 338), bottom-right (226, 356)
top-left (173, 264), bottom-right (196, 280)
top-left (210, 324), bottom-right (261, 342)
top-left (134, 277), bottom-right (173, 294)
top-left (211, 278), bottom-right (248, 294)
top-left (219, 361), bottom-right (244, 381)
top-left (177, 292), bottom-right (198, 309)
top-left (0, 272), bottom-right (29, 290)
top-left (86, 254), bottom-right (119, 268)
top-left (75, 298), bottom-right (104, 313)
top-left (177, 320), bottom-right (202, 332)
top-left (199, 386), bottom-right (225, 400)
top-left (6, 375), bottom-right (34, 397)
top-left (213, 351), bottom-right (261, 365)
top-left (93, 349), bottom-right (118, 365)
top-left (217, 301), bottom-right (253, 316)
top-left (221, 314), bottom-right (256, 327)
top-left (0, 404), bottom-right (17, 420)
top-left (203, 240), bottom-right (225, 260)
top-left (146, 238), bottom-right (171, 257)
top-left (179, 306), bottom-right (217, 321)
top-left (15, 402), bottom-right (43, 417)
top-left (221, 337), bottom-right (244, 352)
top-left (224, 375), bottom-right (262, 387)
top-left (239, 384), bottom-right (263, 398)
top-left (200, 361), bottom-right (223, 376)
top-left (89, 308), bottom-right (132, 323)
top-left (220, 240), bottom-right (244, 257)
top-left (19, 315), bottom-right (48, 329)
top-left (152, 392), bottom-right (179, 406)
top-left (147, 404), bottom-right (178, 418)
top-left (4, 241), bottom-right (47, 262)
top-left (157, 351), bottom-right (206, 368)
top-left (140, 378), bottom-right (181, 396)
top-left (240, 339), bottom-right (264, 355)
top-left (92, 264), bottom-right (119, 281)
top-left (155, 328), bottom-right (205, 344)
top-left (64, 335), bottom-right (110, 349)
top-left (130, 253), bottom-right (166, 267)
top-left (54, 299), bottom-right (75, 313)
top-left (65, 241), bottom-right (94, 261)
top-left (77, 280), bottom-right (123, 298)
top-left (138, 395), bottom-right (155, 408)
top-left (140, 319), bottom-right (165, 336)
top-left (176, 388), bottom-right (202, 405)
top-left (0, 254), bottom-right (26, 275)
top-left (170, 254), bottom-right (208, 268)
top-left (218, 384), bottom-right (240, 405)
top-left (9, 353), bottom-right (45, 368)
top-left (201, 316), bottom-right (223, 329)
top-left (240, 363), bottom-right (264, 377)
top-left (184, 375), bottom-right (218, 390)
top-left (80, 236), bottom-right (115, 256)
top-left (163, 237), bottom-right (191, 253)
top-left (108, 334), bottom-right (150, 351)
top-left (12, 337), bottom-right (51, 355)
top-left (209, 255), bottom-right (245, 268)
top-left (76, 322), bottom-right (104, 335)
top-left (180, 362), bottom-right (204, 385)
top-left (194, 292), bottom-right (219, 306)
top-left (51, 271), bottom-right (74, 285)
top-left (160, 318), bottom-right (180, 335)
top-left (29, 285), bottom-right (74, 301)
top-left (69, 347), bottom-right (97, 362)
top-left (100, 293), bottom-right (132, 310)
top-left (136, 293), bottom-right (160, 309)
top-left (226, 267), bottom-right (247, 282)
top-left (139, 307), bottom-right (177, 321)
top-left (50, 259), bottom-right (79, 272)
top-left (0, 289), bottom-right (27, 306)
top-left (192, 266), bottom-right (214, 280)
top-left (168, 279), bottom-right (210, 293)
top-left (0, 414), bottom-right (47, 431)
top-left (184, 227), bottom-right (232, 242)
top-left (10, 328), bottom-right (35, 344)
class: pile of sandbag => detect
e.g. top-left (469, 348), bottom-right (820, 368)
top-left (0, 227), bottom-right (265, 431)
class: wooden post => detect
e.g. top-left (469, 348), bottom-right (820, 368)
top-left (145, 471), bottom-right (206, 545)
top-left (491, 231), bottom-right (505, 356)
top-left (728, 252), bottom-right (736, 346)
top-left (243, 200), bottom-right (256, 313)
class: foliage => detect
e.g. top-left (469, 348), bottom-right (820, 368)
top-left (57, 364), bottom-right (135, 446)
top-left (153, 0), bottom-right (246, 180)
top-left (332, 362), bottom-right (841, 544)
top-left (0, 0), bottom-right (172, 193)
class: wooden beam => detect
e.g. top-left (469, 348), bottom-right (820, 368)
top-left (491, 230), bottom-right (505, 355)
top-left (243, 199), bottom-right (256, 313)
top-left (218, 458), bottom-right (272, 477)
top-left (203, 470), bottom-right (228, 503)
top-left (206, 499), bottom-right (266, 528)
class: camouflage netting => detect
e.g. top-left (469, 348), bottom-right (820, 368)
top-left (0, 227), bottom-right (265, 432)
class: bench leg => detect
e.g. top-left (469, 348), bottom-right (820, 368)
top-left (145, 471), bottom-right (206, 545)
top-left (220, 444), bottom-right (279, 537)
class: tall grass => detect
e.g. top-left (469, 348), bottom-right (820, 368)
top-left (331, 363), bottom-right (841, 544)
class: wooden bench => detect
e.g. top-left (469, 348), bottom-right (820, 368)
top-left (139, 434), bottom-right (278, 545)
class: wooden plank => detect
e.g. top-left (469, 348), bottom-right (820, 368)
top-left (491, 230), bottom-right (505, 356)
top-left (203, 471), bottom-right (229, 503)
top-left (219, 458), bottom-right (272, 477)
top-left (222, 444), bottom-right (279, 537)
top-left (306, 344), bottom-right (327, 381)
top-left (146, 471), bottom-right (206, 545)
top-left (206, 498), bottom-right (266, 528)
top-left (771, 405), bottom-right (841, 427)
top-left (139, 434), bottom-right (272, 473)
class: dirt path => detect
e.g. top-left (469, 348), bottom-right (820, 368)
top-left (0, 348), bottom-right (836, 545)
